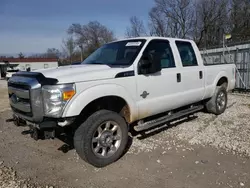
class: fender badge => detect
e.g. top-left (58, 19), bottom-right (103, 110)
top-left (140, 91), bottom-right (149, 99)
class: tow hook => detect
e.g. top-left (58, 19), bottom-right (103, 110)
top-left (21, 128), bottom-right (40, 140)
top-left (6, 116), bottom-right (26, 127)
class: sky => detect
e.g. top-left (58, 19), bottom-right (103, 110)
top-left (0, 0), bottom-right (154, 55)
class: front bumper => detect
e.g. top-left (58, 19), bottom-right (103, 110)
top-left (12, 113), bottom-right (57, 129)
top-left (11, 113), bottom-right (58, 140)
top-left (7, 71), bottom-right (76, 139)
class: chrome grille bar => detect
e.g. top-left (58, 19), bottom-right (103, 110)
top-left (8, 86), bottom-right (30, 99)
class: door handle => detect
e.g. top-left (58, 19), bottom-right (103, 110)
top-left (177, 73), bottom-right (181, 82)
top-left (199, 71), bottom-right (203, 79)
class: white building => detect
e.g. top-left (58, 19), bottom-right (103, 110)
top-left (0, 58), bottom-right (58, 79)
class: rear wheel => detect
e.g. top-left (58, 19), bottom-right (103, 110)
top-left (74, 110), bottom-right (128, 167)
top-left (205, 86), bottom-right (228, 115)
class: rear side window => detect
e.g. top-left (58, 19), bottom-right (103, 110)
top-left (176, 41), bottom-right (198, 67)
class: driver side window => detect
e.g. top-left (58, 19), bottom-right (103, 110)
top-left (141, 40), bottom-right (175, 69)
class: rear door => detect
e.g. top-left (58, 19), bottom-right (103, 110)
top-left (175, 40), bottom-right (205, 105)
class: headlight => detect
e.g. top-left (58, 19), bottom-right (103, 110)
top-left (42, 83), bottom-right (76, 117)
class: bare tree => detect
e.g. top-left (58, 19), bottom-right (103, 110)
top-left (62, 36), bottom-right (76, 64)
top-left (45, 48), bottom-right (61, 58)
top-left (26, 48), bottom-right (61, 59)
top-left (68, 21), bottom-right (116, 54)
top-left (193, 0), bottom-right (230, 48)
top-left (146, 0), bottom-right (249, 46)
top-left (149, 7), bottom-right (169, 37)
top-left (151, 0), bottom-right (195, 38)
top-left (125, 16), bottom-right (147, 37)
top-left (18, 52), bottom-right (25, 58)
top-left (229, 0), bottom-right (250, 41)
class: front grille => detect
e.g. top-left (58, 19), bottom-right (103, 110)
top-left (8, 82), bottom-right (30, 90)
top-left (8, 84), bottom-right (32, 117)
top-left (8, 75), bottom-right (43, 122)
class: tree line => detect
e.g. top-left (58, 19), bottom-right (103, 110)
top-left (3, 0), bottom-right (249, 65)
top-left (126, 0), bottom-right (250, 48)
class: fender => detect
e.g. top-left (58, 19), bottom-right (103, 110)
top-left (213, 70), bottom-right (228, 89)
top-left (205, 70), bottom-right (229, 99)
top-left (62, 83), bottom-right (138, 122)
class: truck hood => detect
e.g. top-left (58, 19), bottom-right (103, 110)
top-left (35, 64), bottom-right (126, 83)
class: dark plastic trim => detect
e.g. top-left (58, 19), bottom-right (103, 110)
top-left (115, 71), bottom-right (135, 78)
top-left (13, 71), bottom-right (58, 85)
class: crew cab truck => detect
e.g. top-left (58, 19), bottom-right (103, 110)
top-left (7, 37), bottom-right (235, 167)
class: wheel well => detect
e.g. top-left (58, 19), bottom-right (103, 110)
top-left (217, 77), bottom-right (228, 88)
top-left (77, 96), bottom-right (131, 124)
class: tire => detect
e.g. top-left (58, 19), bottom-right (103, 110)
top-left (205, 86), bottom-right (228, 115)
top-left (74, 110), bottom-right (128, 167)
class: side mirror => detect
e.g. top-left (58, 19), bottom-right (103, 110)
top-left (138, 52), bottom-right (162, 74)
top-left (139, 56), bottom-right (151, 68)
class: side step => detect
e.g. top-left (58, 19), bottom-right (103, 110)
top-left (134, 105), bottom-right (204, 132)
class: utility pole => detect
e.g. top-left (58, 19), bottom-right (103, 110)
top-left (79, 44), bottom-right (83, 62)
top-left (223, 34), bottom-right (225, 61)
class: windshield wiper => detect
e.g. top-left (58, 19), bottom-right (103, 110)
top-left (91, 63), bottom-right (104, 65)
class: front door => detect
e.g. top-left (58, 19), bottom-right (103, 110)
top-left (136, 39), bottom-right (184, 119)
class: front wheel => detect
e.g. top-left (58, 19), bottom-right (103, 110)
top-left (205, 86), bottom-right (228, 115)
top-left (74, 110), bottom-right (128, 167)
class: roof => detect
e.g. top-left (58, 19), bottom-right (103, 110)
top-left (112, 36), bottom-right (193, 43)
top-left (0, 58), bottom-right (58, 63)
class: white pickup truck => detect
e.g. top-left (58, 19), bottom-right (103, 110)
top-left (7, 37), bottom-right (235, 167)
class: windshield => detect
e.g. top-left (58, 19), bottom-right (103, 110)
top-left (82, 39), bottom-right (146, 66)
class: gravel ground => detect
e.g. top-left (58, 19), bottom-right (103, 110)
top-left (0, 81), bottom-right (52, 188)
top-left (1, 80), bottom-right (250, 187)
top-left (129, 94), bottom-right (250, 157)
top-left (0, 162), bottom-right (51, 188)
top-left (176, 94), bottom-right (250, 156)
top-left (0, 80), bottom-right (10, 113)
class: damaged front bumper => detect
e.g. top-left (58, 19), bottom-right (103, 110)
top-left (7, 114), bottom-right (60, 140)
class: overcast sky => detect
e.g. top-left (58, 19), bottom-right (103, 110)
top-left (0, 0), bottom-right (154, 55)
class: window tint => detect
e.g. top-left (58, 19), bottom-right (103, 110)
top-left (143, 40), bottom-right (175, 68)
top-left (98, 48), bottom-right (117, 63)
top-left (176, 41), bottom-right (198, 67)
